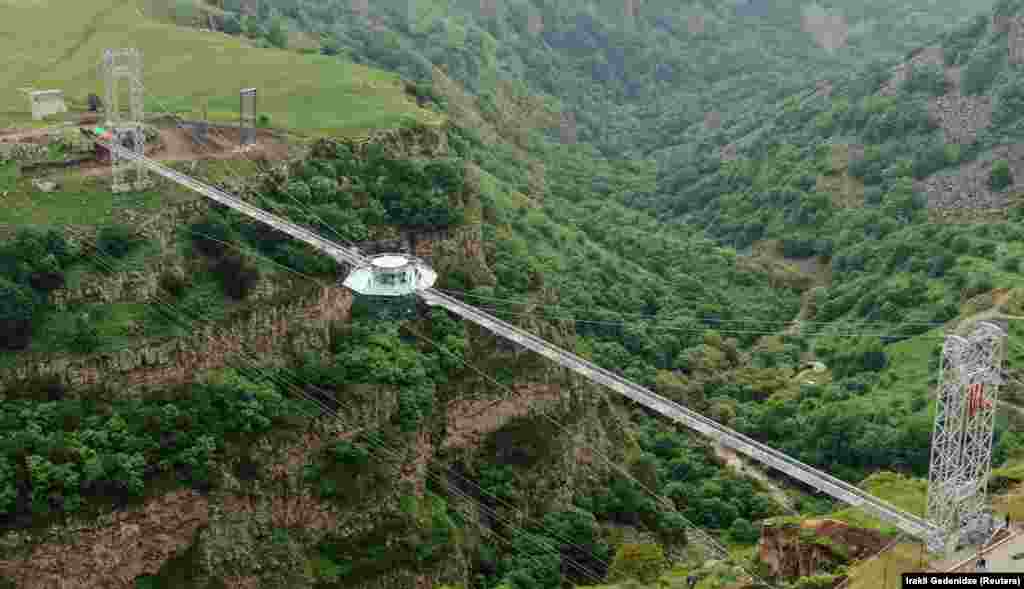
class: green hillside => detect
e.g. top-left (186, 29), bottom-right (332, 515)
top-left (0, 0), bottom-right (438, 135)
top-left (224, 0), bottom-right (994, 159)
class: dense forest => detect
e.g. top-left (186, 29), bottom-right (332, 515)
top-left (3, 0), bottom-right (1024, 588)
top-left (197, 0), bottom-right (994, 160)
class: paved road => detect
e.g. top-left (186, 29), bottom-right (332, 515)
top-left (981, 532), bottom-right (1024, 572)
top-left (945, 529), bottom-right (1024, 572)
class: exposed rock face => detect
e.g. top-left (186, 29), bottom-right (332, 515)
top-left (721, 143), bottom-right (738, 161)
top-left (0, 489), bottom-right (210, 589)
top-left (928, 94), bottom-right (993, 145)
top-left (0, 142), bottom-right (47, 162)
top-left (31, 179), bottom-right (57, 192)
top-left (50, 263), bottom-right (173, 311)
top-left (344, 123), bottom-right (449, 160)
top-left (816, 79), bottom-right (833, 99)
top-left (757, 519), bottom-right (887, 580)
top-left (915, 143), bottom-right (1024, 216)
top-left (122, 197), bottom-right (212, 249)
top-left (50, 262), bottom-right (296, 311)
top-left (0, 284), bottom-right (352, 396)
top-left (444, 383), bottom-right (564, 449)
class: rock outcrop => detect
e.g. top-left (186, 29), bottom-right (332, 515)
top-left (343, 122), bottom-right (449, 160)
top-left (916, 143), bottom-right (1024, 218)
top-left (0, 489), bottom-right (210, 589)
top-left (0, 283), bottom-right (352, 396)
top-left (927, 93), bottom-right (994, 145)
top-left (0, 142), bottom-right (48, 162)
top-left (757, 518), bottom-right (887, 580)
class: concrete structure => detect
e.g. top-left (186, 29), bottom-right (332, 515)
top-left (240, 88), bottom-right (256, 147)
top-left (343, 254), bottom-right (437, 297)
top-left (29, 90), bottom-right (68, 121)
top-left (926, 322), bottom-right (1008, 555)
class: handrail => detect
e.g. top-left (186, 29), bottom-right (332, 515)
top-left (422, 288), bottom-right (940, 541)
top-left (94, 134), bottom-right (941, 543)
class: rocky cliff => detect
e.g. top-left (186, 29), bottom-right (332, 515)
top-left (0, 282), bottom-right (351, 396)
top-left (0, 99), bottom-right (628, 589)
top-left (757, 518), bottom-right (887, 580)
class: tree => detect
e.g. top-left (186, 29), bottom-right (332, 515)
top-left (222, 12), bottom-right (242, 35)
top-left (212, 252), bottom-right (261, 299)
top-left (0, 456), bottom-right (17, 515)
top-left (728, 517), bottom-right (761, 543)
top-left (991, 159), bottom-right (1012, 191)
top-left (321, 35), bottom-right (342, 56)
top-left (172, 0), bottom-right (199, 26)
top-left (995, 79), bottom-right (1024, 127)
top-left (97, 225), bottom-right (141, 259)
top-left (266, 17), bottom-right (288, 48)
top-left (69, 313), bottom-right (101, 353)
top-left (962, 46), bottom-right (1004, 96)
top-left (904, 63), bottom-right (946, 96)
top-left (0, 277), bottom-right (36, 349)
top-left (607, 543), bottom-right (666, 584)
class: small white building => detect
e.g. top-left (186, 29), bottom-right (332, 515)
top-left (29, 90), bottom-right (68, 121)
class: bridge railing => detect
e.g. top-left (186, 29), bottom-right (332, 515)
top-left (96, 135), bottom-right (941, 543)
top-left (423, 288), bottom-right (940, 541)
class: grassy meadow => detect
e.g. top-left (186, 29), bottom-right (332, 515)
top-left (0, 0), bottom-right (440, 136)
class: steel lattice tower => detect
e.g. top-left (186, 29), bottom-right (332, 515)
top-left (103, 48), bottom-right (151, 193)
top-left (925, 320), bottom-right (1007, 555)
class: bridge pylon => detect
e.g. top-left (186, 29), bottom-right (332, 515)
top-left (102, 48), bottom-right (152, 193)
top-left (925, 320), bottom-right (1007, 556)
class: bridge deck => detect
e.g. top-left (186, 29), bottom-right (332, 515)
top-left (97, 137), bottom-right (941, 544)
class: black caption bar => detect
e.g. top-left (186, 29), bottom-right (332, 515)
top-left (903, 573), bottom-right (1024, 587)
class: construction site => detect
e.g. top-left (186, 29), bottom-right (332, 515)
top-left (2, 57), bottom-right (292, 193)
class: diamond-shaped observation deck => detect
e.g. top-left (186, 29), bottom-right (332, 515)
top-left (342, 253), bottom-right (437, 296)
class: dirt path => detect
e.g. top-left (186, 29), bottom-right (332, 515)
top-left (78, 125), bottom-right (292, 177)
top-left (713, 443), bottom-right (798, 514)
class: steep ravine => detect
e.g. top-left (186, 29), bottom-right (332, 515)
top-left (0, 127), bottom-right (629, 588)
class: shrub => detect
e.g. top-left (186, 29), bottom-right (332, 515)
top-left (973, 241), bottom-right (997, 259)
top-left (283, 180), bottom-right (312, 204)
top-left (964, 273), bottom-right (994, 298)
top-left (607, 543), bottom-right (667, 584)
top-left (991, 159), bottom-right (1012, 191)
top-left (995, 79), bottom-right (1024, 127)
top-left (962, 46), bottom-right (1004, 96)
top-left (68, 313), bottom-right (101, 354)
top-left (158, 271), bottom-right (190, 298)
top-left (0, 277), bottom-right (36, 350)
top-left (96, 225), bottom-right (141, 259)
top-left (190, 215), bottom-right (235, 258)
top-left (1001, 257), bottom-right (1021, 273)
top-left (951, 235), bottom-right (971, 254)
top-left (728, 517), bottom-right (761, 543)
top-left (221, 13), bottom-right (242, 35)
top-left (864, 185), bottom-right (884, 206)
top-left (904, 63), bottom-right (947, 96)
top-left (212, 253), bottom-right (261, 300)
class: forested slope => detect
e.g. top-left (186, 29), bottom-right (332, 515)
top-left (5, 1), bottom-right (1024, 588)
top-left (201, 0), bottom-right (993, 159)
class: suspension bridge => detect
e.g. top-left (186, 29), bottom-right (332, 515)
top-left (90, 134), bottom-right (944, 545)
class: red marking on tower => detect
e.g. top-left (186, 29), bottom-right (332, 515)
top-left (967, 383), bottom-right (992, 417)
